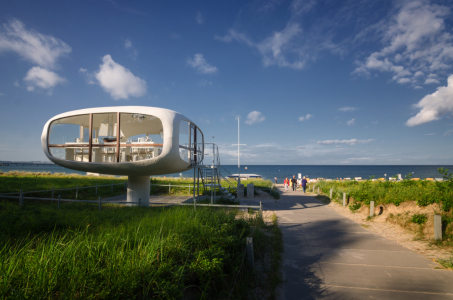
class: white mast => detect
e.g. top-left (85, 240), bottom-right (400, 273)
top-left (232, 117), bottom-right (246, 184)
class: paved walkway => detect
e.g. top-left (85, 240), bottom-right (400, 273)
top-left (270, 188), bottom-right (453, 299)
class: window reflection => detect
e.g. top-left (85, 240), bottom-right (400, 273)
top-left (92, 113), bottom-right (118, 163)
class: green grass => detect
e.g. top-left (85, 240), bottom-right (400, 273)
top-left (0, 201), bottom-right (265, 299)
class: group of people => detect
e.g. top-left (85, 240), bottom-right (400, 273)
top-left (283, 175), bottom-right (308, 193)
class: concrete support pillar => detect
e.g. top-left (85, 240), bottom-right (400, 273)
top-left (127, 175), bottom-right (150, 207)
top-left (247, 184), bottom-right (254, 198)
top-left (434, 215), bottom-right (442, 240)
top-left (237, 184), bottom-right (244, 198)
top-left (370, 201), bottom-right (375, 217)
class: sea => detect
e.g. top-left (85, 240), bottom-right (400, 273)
top-left (1, 163), bottom-right (452, 181)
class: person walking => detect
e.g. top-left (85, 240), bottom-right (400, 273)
top-left (301, 176), bottom-right (308, 194)
top-left (284, 177), bottom-right (289, 191)
top-left (291, 175), bottom-right (297, 191)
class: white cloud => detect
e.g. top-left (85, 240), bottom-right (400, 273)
top-left (0, 19), bottom-right (71, 69)
top-left (444, 130), bottom-right (453, 136)
top-left (318, 139), bottom-right (374, 145)
top-left (124, 39), bottom-right (132, 49)
top-left (23, 66), bottom-right (65, 91)
top-left (347, 118), bottom-right (355, 126)
top-left (354, 1), bottom-right (453, 87)
top-left (196, 11), bottom-right (204, 24)
top-left (406, 74), bottom-right (453, 127)
top-left (95, 54), bottom-right (147, 100)
top-left (79, 68), bottom-right (87, 73)
top-left (339, 107), bottom-right (357, 112)
top-left (13, 80), bottom-right (19, 87)
top-left (424, 78), bottom-right (440, 85)
top-left (298, 114), bottom-right (312, 121)
top-left (187, 53), bottom-right (218, 74)
top-left (245, 111), bottom-right (265, 125)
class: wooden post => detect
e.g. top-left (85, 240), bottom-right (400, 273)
top-left (330, 189), bottom-right (332, 199)
top-left (76, 185), bottom-right (78, 198)
top-left (370, 201), bottom-right (375, 217)
top-left (246, 237), bottom-right (254, 270)
top-left (19, 189), bottom-right (23, 206)
top-left (343, 193), bottom-right (346, 207)
top-left (58, 195), bottom-right (61, 210)
top-left (434, 215), bottom-right (442, 240)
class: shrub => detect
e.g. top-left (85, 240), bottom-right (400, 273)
top-left (411, 213), bottom-right (428, 225)
top-left (349, 202), bottom-right (362, 212)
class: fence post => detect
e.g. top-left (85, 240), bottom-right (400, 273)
top-left (58, 195), bottom-right (61, 210)
top-left (111, 182), bottom-right (113, 193)
top-left (96, 184), bottom-right (98, 196)
top-left (19, 189), bottom-right (23, 206)
top-left (99, 197), bottom-right (102, 211)
top-left (138, 198), bottom-right (141, 207)
top-left (169, 183), bottom-right (171, 194)
top-left (76, 185), bottom-right (78, 198)
top-left (343, 193), bottom-right (346, 207)
top-left (434, 215), bottom-right (442, 240)
top-left (246, 237), bottom-right (254, 270)
top-left (260, 201), bottom-right (263, 219)
top-left (330, 188), bottom-right (332, 199)
top-left (370, 201), bottom-right (375, 217)
top-left (52, 187), bottom-right (54, 199)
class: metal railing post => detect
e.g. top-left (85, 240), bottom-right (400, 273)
top-left (58, 195), bottom-right (61, 210)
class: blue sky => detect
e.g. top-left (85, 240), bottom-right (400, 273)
top-left (1, 0), bottom-right (453, 165)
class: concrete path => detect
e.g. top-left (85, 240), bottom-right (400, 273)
top-left (271, 188), bottom-right (453, 300)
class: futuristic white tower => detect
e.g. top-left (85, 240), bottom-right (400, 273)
top-left (41, 106), bottom-right (204, 206)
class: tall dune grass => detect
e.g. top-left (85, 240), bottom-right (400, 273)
top-left (0, 202), bottom-right (260, 299)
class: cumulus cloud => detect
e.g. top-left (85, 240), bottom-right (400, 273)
top-left (406, 74), bottom-right (453, 126)
top-left (23, 66), bottom-right (65, 91)
top-left (245, 111), bottom-right (265, 125)
top-left (298, 114), bottom-right (312, 121)
top-left (187, 53), bottom-right (217, 74)
top-left (354, 1), bottom-right (453, 87)
top-left (196, 11), bottom-right (204, 24)
top-left (347, 118), bottom-right (355, 126)
top-left (318, 139), bottom-right (374, 145)
top-left (339, 107), bottom-right (357, 112)
top-left (95, 54), bottom-right (147, 100)
top-left (0, 19), bottom-right (71, 69)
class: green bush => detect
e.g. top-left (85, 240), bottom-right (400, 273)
top-left (411, 213), bottom-right (428, 224)
top-left (349, 202), bottom-right (362, 212)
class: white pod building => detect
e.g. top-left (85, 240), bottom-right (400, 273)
top-left (41, 106), bottom-right (204, 206)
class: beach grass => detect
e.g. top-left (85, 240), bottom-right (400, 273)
top-left (0, 201), bottom-right (265, 299)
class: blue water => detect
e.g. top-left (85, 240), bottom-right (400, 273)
top-left (1, 164), bottom-right (452, 181)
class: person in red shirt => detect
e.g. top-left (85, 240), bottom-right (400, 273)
top-left (284, 177), bottom-right (289, 191)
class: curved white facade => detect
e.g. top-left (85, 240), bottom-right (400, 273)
top-left (41, 106), bottom-right (204, 176)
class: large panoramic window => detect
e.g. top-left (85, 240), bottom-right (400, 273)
top-left (179, 120), bottom-right (203, 164)
top-left (47, 112), bottom-right (164, 163)
top-left (119, 113), bottom-right (163, 162)
top-left (48, 114), bottom-right (90, 161)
